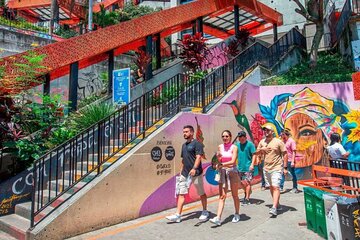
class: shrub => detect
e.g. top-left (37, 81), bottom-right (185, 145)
top-left (262, 53), bottom-right (353, 86)
top-left (69, 102), bottom-right (116, 131)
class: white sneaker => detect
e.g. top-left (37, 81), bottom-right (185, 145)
top-left (269, 207), bottom-right (277, 216)
top-left (199, 210), bottom-right (209, 221)
top-left (209, 216), bottom-right (221, 226)
top-left (166, 214), bottom-right (181, 223)
top-left (232, 214), bottom-right (241, 223)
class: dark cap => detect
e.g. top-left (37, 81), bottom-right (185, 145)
top-left (237, 131), bottom-right (246, 137)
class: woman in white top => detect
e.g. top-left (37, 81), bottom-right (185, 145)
top-left (327, 133), bottom-right (349, 160)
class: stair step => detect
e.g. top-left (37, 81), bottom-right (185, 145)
top-left (63, 170), bottom-right (97, 183)
top-left (15, 202), bottom-right (54, 222)
top-left (0, 230), bottom-right (17, 240)
top-left (35, 190), bottom-right (72, 209)
top-left (0, 214), bottom-right (29, 240)
top-left (48, 179), bottom-right (87, 194)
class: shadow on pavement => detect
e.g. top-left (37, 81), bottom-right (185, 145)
top-left (249, 198), bottom-right (265, 205)
top-left (210, 213), bottom-right (251, 228)
top-left (265, 204), bottom-right (297, 216)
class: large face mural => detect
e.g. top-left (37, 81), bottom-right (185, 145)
top-left (256, 87), bottom-right (360, 178)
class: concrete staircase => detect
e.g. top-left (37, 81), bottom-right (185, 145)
top-left (0, 117), bottom-right (171, 239)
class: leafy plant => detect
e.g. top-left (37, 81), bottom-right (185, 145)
top-left (78, 94), bottom-right (102, 109)
top-left (54, 26), bottom-right (79, 39)
top-left (99, 71), bottom-right (109, 93)
top-left (16, 136), bottom-right (47, 167)
top-left (69, 102), bottom-right (116, 131)
top-left (0, 51), bottom-right (48, 95)
top-left (94, 5), bottom-right (119, 28)
top-left (177, 33), bottom-right (208, 73)
top-left (12, 94), bottom-right (65, 136)
top-left (45, 127), bottom-right (78, 149)
top-left (134, 48), bottom-right (151, 80)
top-left (0, 16), bottom-right (48, 33)
top-left (236, 28), bottom-right (250, 46)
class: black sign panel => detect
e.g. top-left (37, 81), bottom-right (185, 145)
top-left (151, 147), bottom-right (162, 162)
top-left (165, 146), bottom-right (175, 161)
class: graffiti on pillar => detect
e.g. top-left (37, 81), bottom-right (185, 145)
top-left (77, 66), bottom-right (105, 100)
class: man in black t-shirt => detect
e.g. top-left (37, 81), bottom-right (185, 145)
top-left (165, 125), bottom-right (209, 223)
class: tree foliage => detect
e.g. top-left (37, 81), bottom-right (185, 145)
top-left (177, 33), bottom-right (208, 73)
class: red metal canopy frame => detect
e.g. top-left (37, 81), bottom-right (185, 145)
top-left (0, 0), bottom-right (282, 84)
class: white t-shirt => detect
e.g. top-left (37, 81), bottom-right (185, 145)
top-left (327, 143), bottom-right (347, 160)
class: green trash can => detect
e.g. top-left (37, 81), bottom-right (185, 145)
top-left (303, 187), bottom-right (327, 238)
top-left (313, 188), bottom-right (328, 239)
top-left (304, 187), bottom-right (317, 232)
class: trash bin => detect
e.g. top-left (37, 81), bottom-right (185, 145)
top-left (304, 187), bottom-right (317, 232)
top-left (337, 197), bottom-right (360, 240)
top-left (323, 193), bottom-right (341, 240)
top-left (312, 188), bottom-right (327, 239)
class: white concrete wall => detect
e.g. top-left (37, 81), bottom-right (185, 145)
top-left (256, 0), bottom-right (307, 43)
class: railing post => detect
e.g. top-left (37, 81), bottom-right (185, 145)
top-left (201, 79), bottom-right (206, 112)
top-left (223, 67), bottom-right (227, 94)
top-left (177, 74), bottom-right (181, 112)
top-left (30, 162), bottom-right (37, 228)
top-left (97, 122), bottom-right (101, 175)
top-left (142, 94), bottom-right (146, 138)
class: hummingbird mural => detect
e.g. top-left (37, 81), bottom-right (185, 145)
top-left (223, 88), bottom-right (254, 142)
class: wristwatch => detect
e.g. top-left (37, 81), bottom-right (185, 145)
top-left (284, 167), bottom-right (288, 170)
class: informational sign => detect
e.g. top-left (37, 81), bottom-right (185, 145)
top-left (165, 146), bottom-right (175, 161)
top-left (113, 68), bottom-right (130, 105)
top-left (151, 147), bottom-right (162, 162)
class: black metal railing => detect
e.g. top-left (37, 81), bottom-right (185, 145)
top-left (332, 0), bottom-right (352, 45)
top-left (329, 158), bottom-right (360, 195)
top-left (30, 27), bottom-right (306, 228)
top-left (183, 28), bottom-right (306, 111)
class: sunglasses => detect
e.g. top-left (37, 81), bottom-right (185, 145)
top-left (222, 135), bottom-right (230, 138)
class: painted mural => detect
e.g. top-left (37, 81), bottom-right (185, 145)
top-left (258, 84), bottom-right (360, 179)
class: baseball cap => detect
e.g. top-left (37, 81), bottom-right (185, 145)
top-left (262, 124), bottom-right (274, 131)
top-left (237, 131), bottom-right (246, 137)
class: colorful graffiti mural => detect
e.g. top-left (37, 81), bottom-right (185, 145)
top-left (257, 86), bottom-right (360, 178)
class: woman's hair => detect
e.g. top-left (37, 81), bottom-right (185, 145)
top-left (222, 130), bottom-right (232, 138)
top-left (330, 133), bottom-right (341, 146)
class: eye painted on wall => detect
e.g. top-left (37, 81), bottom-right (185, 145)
top-left (298, 124), bottom-right (317, 137)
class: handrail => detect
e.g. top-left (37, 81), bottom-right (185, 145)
top-left (30, 27), bottom-right (306, 228)
top-left (332, 0), bottom-right (352, 46)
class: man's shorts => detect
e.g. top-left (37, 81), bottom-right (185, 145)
top-left (238, 171), bottom-right (253, 182)
top-left (178, 174), bottom-right (205, 195)
top-left (264, 170), bottom-right (282, 187)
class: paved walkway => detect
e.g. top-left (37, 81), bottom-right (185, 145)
top-left (69, 181), bottom-right (322, 240)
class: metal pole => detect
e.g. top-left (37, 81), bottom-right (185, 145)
top-left (88, 0), bottom-right (93, 31)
